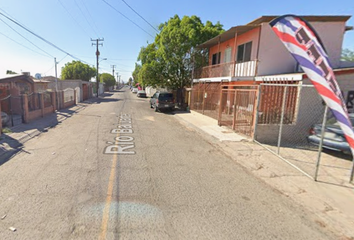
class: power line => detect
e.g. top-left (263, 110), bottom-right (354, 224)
top-left (106, 60), bottom-right (132, 69)
top-left (57, 0), bottom-right (91, 38)
top-left (43, 54), bottom-right (69, 75)
top-left (79, 0), bottom-right (101, 36)
top-left (0, 18), bottom-right (54, 58)
top-left (115, 69), bottom-right (133, 73)
top-left (101, 0), bottom-right (155, 38)
top-left (92, 38), bottom-right (104, 97)
top-left (0, 10), bottom-right (93, 66)
top-left (106, 58), bottom-right (136, 61)
top-left (74, 0), bottom-right (99, 37)
top-left (111, 65), bottom-right (116, 76)
top-left (0, 31), bottom-right (52, 58)
top-left (58, 54), bottom-right (69, 63)
top-left (120, 0), bottom-right (158, 33)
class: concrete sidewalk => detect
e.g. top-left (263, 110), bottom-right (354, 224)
top-left (0, 101), bottom-right (90, 161)
top-left (0, 92), bottom-right (118, 160)
top-left (174, 110), bottom-right (354, 239)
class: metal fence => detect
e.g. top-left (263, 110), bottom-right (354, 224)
top-left (0, 94), bottom-right (24, 127)
top-left (28, 93), bottom-right (40, 111)
top-left (254, 84), bottom-right (354, 183)
top-left (191, 82), bottom-right (221, 120)
top-left (43, 91), bottom-right (53, 108)
top-left (218, 85), bottom-right (258, 137)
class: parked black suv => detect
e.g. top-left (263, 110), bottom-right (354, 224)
top-left (150, 92), bottom-right (175, 112)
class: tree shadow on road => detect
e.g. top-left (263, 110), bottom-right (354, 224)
top-left (83, 94), bottom-right (120, 104)
top-left (0, 135), bottom-right (23, 166)
top-left (0, 94), bottom-right (122, 164)
top-left (0, 104), bottom-right (86, 165)
top-left (165, 109), bottom-right (191, 115)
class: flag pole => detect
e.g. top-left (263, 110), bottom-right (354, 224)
top-left (350, 155), bottom-right (354, 183)
top-left (314, 105), bottom-right (328, 181)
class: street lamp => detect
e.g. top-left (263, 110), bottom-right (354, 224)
top-left (96, 57), bottom-right (107, 97)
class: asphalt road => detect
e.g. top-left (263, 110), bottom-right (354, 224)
top-left (0, 88), bottom-right (337, 240)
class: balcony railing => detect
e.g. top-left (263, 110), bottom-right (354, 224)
top-left (194, 60), bottom-right (258, 79)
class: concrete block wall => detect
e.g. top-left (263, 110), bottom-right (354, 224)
top-left (255, 86), bottom-right (325, 146)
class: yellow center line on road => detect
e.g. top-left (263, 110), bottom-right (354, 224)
top-left (99, 133), bottom-right (119, 240)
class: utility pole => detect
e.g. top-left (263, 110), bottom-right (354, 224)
top-left (111, 65), bottom-right (116, 89)
top-left (111, 65), bottom-right (116, 77)
top-left (116, 72), bottom-right (119, 88)
top-left (54, 57), bottom-right (59, 109)
top-left (91, 38), bottom-right (104, 97)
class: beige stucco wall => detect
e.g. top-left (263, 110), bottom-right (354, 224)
top-left (48, 80), bottom-right (83, 102)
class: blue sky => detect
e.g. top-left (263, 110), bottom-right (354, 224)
top-left (1, 0), bottom-right (354, 82)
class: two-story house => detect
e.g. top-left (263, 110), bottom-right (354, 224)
top-left (191, 15), bottom-right (354, 138)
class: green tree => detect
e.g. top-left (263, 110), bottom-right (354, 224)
top-left (136, 43), bottom-right (166, 88)
top-left (6, 70), bottom-right (17, 74)
top-left (133, 15), bottom-right (224, 89)
top-left (61, 60), bottom-right (96, 81)
top-left (341, 48), bottom-right (354, 61)
top-left (100, 73), bottom-right (116, 87)
top-left (128, 77), bottom-right (133, 86)
top-left (132, 63), bottom-right (142, 86)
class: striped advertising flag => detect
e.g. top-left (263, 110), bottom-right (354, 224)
top-left (269, 15), bottom-right (354, 180)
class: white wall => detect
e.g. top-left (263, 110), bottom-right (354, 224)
top-left (99, 83), bottom-right (105, 95)
top-left (257, 23), bottom-right (297, 76)
top-left (48, 80), bottom-right (84, 102)
top-left (257, 21), bottom-right (347, 76)
top-left (145, 86), bottom-right (169, 97)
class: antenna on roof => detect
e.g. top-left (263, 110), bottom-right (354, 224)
top-left (35, 73), bottom-right (41, 79)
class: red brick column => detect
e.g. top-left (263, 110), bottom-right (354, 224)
top-left (74, 89), bottom-right (77, 105)
top-left (40, 93), bottom-right (44, 117)
top-left (51, 92), bottom-right (57, 111)
top-left (0, 103), bottom-right (2, 135)
top-left (23, 94), bottom-right (29, 123)
top-left (61, 91), bottom-right (65, 109)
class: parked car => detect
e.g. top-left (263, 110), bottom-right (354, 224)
top-left (150, 92), bottom-right (175, 112)
top-left (307, 114), bottom-right (354, 154)
top-left (137, 90), bottom-right (147, 98)
top-left (132, 88), bottom-right (139, 93)
top-left (1, 112), bottom-right (10, 127)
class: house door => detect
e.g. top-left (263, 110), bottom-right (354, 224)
top-left (83, 84), bottom-right (88, 101)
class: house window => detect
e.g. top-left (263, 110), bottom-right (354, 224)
top-left (224, 48), bottom-right (232, 63)
top-left (212, 52), bottom-right (221, 65)
top-left (236, 41), bottom-right (252, 62)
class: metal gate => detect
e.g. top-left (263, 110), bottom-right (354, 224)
top-left (0, 94), bottom-right (24, 127)
top-left (218, 84), bottom-right (259, 137)
top-left (191, 81), bottom-right (222, 120)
